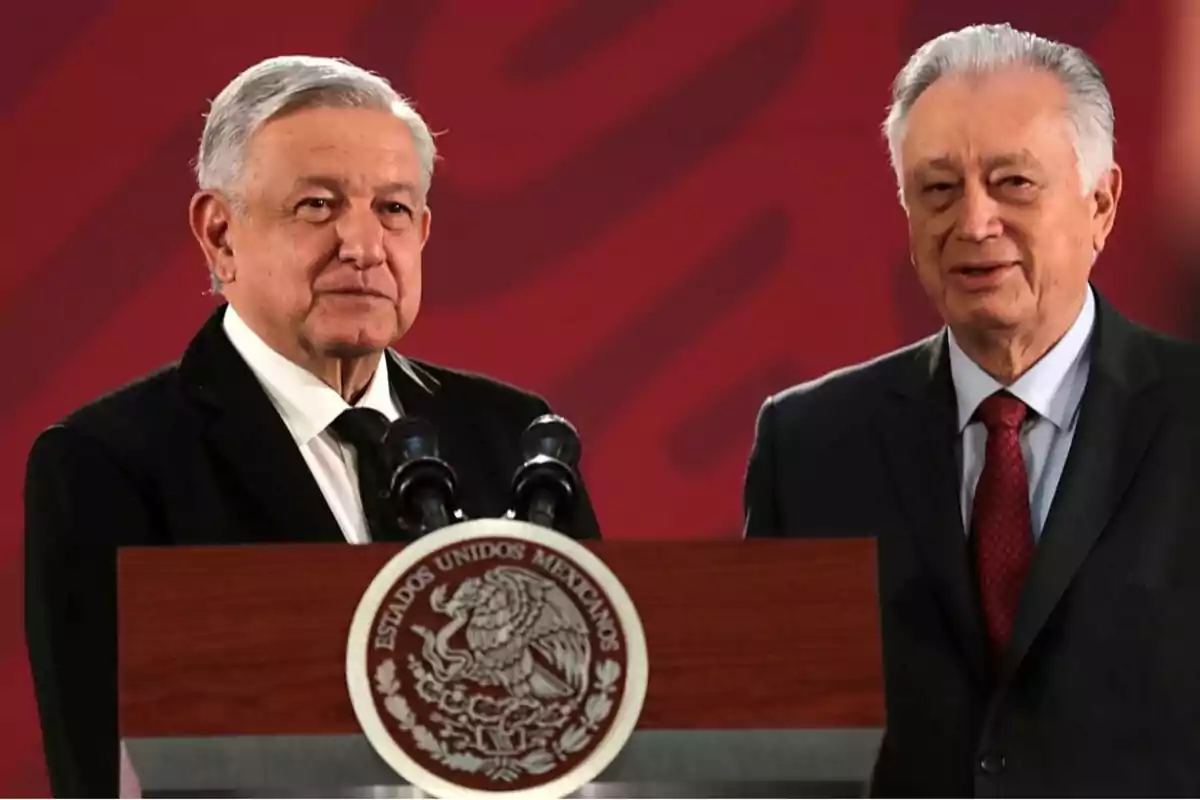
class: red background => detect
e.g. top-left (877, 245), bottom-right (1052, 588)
top-left (1, 1), bottom-right (1194, 794)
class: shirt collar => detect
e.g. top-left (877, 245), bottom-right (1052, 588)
top-left (221, 305), bottom-right (398, 445)
top-left (947, 287), bottom-right (1095, 432)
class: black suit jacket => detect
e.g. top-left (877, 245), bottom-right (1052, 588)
top-left (744, 293), bottom-right (1200, 796)
top-left (24, 305), bottom-right (601, 798)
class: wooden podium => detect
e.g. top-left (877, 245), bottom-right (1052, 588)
top-left (118, 539), bottom-right (884, 797)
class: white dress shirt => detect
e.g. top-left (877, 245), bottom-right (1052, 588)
top-left (948, 288), bottom-right (1096, 541)
top-left (221, 306), bottom-right (403, 544)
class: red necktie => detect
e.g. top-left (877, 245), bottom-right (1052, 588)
top-left (971, 391), bottom-right (1035, 654)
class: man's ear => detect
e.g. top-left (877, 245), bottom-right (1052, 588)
top-left (1090, 164), bottom-right (1123, 255)
top-left (189, 190), bottom-right (237, 285)
top-left (418, 204), bottom-right (432, 250)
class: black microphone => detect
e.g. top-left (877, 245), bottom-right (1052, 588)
top-left (510, 414), bottom-right (582, 531)
top-left (383, 417), bottom-right (460, 535)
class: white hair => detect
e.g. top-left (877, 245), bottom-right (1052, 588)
top-left (195, 55), bottom-right (437, 292)
top-left (883, 23), bottom-right (1114, 201)
top-left (196, 54), bottom-right (437, 197)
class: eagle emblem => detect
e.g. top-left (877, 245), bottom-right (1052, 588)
top-left (413, 566), bottom-right (591, 706)
top-left (349, 523), bottom-right (646, 797)
top-left (373, 565), bottom-right (622, 783)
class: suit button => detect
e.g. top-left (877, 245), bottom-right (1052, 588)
top-left (979, 753), bottom-right (1006, 774)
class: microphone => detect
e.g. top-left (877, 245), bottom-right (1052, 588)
top-left (510, 414), bottom-right (582, 531)
top-left (383, 417), bottom-right (460, 535)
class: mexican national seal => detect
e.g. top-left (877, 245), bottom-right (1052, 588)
top-left (346, 518), bottom-right (648, 798)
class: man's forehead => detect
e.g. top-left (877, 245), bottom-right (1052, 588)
top-left (913, 65), bottom-right (1069, 111)
top-left (913, 150), bottom-right (1044, 173)
top-left (246, 107), bottom-right (418, 164)
top-left (901, 71), bottom-right (1074, 172)
top-left (241, 108), bottom-right (422, 190)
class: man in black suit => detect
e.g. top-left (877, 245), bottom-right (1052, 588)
top-left (24, 55), bottom-right (600, 798)
top-left (744, 23), bottom-right (1200, 796)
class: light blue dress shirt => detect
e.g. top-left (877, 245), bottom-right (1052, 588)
top-left (947, 288), bottom-right (1096, 541)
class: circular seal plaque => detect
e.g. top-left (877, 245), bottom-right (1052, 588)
top-left (346, 518), bottom-right (648, 798)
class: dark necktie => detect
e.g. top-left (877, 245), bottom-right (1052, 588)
top-left (971, 391), bottom-right (1035, 654)
top-left (328, 408), bottom-right (404, 541)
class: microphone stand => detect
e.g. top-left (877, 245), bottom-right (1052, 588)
top-left (509, 415), bottom-right (583, 532)
top-left (383, 418), bottom-right (462, 536)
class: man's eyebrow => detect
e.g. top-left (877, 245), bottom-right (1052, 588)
top-left (914, 156), bottom-right (960, 172)
top-left (291, 175), bottom-right (343, 193)
top-left (289, 177), bottom-right (420, 198)
top-left (911, 150), bottom-right (1045, 175)
top-left (376, 181), bottom-right (419, 197)
top-left (983, 150), bottom-right (1043, 171)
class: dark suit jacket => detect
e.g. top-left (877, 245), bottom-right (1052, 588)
top-left (744, 292), bottom-right (1200, 796)
top-left (24, 304), bottom-right (601, 798)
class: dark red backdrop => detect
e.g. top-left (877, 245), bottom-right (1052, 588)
top-left (1, 1), bottom-right (1191, 794)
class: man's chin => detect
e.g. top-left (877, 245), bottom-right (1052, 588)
top-left (946, 294), bottom-right (1027, 332)
top-left (304, 314), bottom-right (399, 358)
top-left (322, 341), bottom-right (385, 359)
top-left (308, 328), bottom-right (398, 360)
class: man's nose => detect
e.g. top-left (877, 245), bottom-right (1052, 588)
top-left (336, 206), bottom-right (386, 269)
top-left (954, 181), bottom-right (1003, 242)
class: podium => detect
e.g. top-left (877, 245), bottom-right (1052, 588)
top-left (118, 539), bottom-right (884, 797)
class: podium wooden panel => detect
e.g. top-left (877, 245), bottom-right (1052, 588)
top-left (118, 539), bottom-right (883, 796)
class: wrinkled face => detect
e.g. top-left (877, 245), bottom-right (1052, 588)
top-left (199, 106), bottom-right (431, 362)
top-left (899, 67), bottom-right (1120, 340)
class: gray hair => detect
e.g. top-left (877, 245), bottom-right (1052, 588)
top-left (883, 23), bottom-right (1114, 201)
top-left (196, 54), bottom-right (437, 198)
top-left (195, 55), bottom-right (437, 293)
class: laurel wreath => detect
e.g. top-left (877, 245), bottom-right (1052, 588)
top-left (373, 657), bottom-right (621, 782)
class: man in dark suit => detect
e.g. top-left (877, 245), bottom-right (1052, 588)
top-left (744, 24), bottom-right (1200, 796)
top-left (24, 55), bottom-right (600, 798)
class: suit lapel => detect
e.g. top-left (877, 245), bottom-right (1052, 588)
top-left (386, 351), bottom-right (441, 423)
top-left (387, 352), bottom-right (488, 480)
top-left (384, 353), bottom-right (516, 522)
top-left (875, 334), bottom-right (990, 685)
top-left (179, 306), bottom-right (344, 544)
top-left (1001, 296), bottom-right (1165, 679)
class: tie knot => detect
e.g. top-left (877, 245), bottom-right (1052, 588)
top-left (329, 408), bottom-right (391, 451)
top-left (975, 392), bottom-right (1029, 431)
